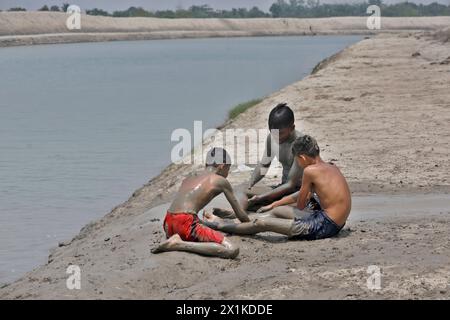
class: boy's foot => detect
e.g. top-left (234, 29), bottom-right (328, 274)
top-left (202, 211), bottom-right (224, 229)
top-left (203, 211), bottom-right (222, 224)
top-left (151, 234), bottom-right (182, 254)
top-left (212, 207), bottom-right (235, 219)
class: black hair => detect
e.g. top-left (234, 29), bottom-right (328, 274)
top-left (205, 147), bottom-right (232, 167)
top-left (292, 135), bottom-right (320, 158)
top-left (268, 103), bottom-right (295, 130)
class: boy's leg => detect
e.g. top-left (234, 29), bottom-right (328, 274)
top-left (246, 185), bottom-right (273, 197)
top-left (211, 186), bottom-right (287, 217)
top-left (152, 234), bottom-right (239, 259)
top-left (211, 207), bottom-right (236, 219)
top-left (269, 206), bottom-right (311, 220)
top-left (205, 214), bottom-right (293, 236)
top-left (243, 185), bottom-right (274, 212)
top-left (210, 189), bottom-right (248, 219)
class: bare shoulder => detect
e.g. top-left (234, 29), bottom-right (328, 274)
top-left (327, 161), bottom-right (344, 174)
top-left (210, 174), bottom-right (231, 190)
top-left (303, 164), bottom-right (320, 177)
top-left (180, 174), bottom-right (194, 186)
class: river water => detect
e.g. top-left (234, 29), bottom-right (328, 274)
top-left (0, 35), bottom-right (363, 283)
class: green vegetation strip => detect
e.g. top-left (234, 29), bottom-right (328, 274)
top-left (228, 99), bottom-right (262, 120)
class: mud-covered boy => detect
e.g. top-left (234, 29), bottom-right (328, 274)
top-left (152, 147), bottom-right (249, 258)
top-left (205, 135), bottom-right (351, 240)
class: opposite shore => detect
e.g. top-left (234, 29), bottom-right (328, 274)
top-left (0, 17), bottom-right (449, 299)
top-left (2, 12), bottom-right (450, 47)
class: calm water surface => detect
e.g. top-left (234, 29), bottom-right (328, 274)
top-left (0, 35), bottom-right (362, 283)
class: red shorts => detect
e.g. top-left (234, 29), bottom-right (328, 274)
top-left (163, 211), bottom-right (224, 244)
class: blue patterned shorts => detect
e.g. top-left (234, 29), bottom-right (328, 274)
top-left (289, 203), bottom-right (344, 241)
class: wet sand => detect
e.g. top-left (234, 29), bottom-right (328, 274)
top-left (1, 28), bottom-right (450, 299)
top-left (1, 192), bottom-right (449, 299)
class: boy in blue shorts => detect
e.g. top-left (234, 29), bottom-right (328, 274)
top-left (204, 135), bottom-right (351, 240)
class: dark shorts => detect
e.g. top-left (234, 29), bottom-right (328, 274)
top-left (289, 209), bottom-right (344, 241)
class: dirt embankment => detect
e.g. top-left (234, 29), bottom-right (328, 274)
top-left (1, 12), bottom-right (450, 47)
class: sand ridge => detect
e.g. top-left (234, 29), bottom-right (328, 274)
top-left (2, 12), bottom-right (450, 47)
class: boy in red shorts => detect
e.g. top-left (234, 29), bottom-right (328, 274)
top-left (151, 147), bottom-right (250, 259)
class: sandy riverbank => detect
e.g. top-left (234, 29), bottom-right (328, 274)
top-left (1, 28), bottom-right (449, 299)
top-left (1, 12), bottom-right (450, 47)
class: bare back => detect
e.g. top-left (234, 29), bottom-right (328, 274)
top-left (301, 161), bottom-right (351, 226)
top-left (168, 171), bottom-right (223, 214)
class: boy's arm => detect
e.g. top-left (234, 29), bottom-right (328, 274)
top-left (250, 160), bottom-right (303, 205)
top-left (275, 191), bottom-right (299, 207)
top-left (297, 168), bottom-right (313, 210)
top-left (257, 191), bottom-right (299, 212)
top-left (220, 179), bottom-right (251, 222)
top-left (248, 134), bottom-right (274, 188)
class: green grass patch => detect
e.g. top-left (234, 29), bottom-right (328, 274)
top-left (228, 98), bottom-right (262, 120)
